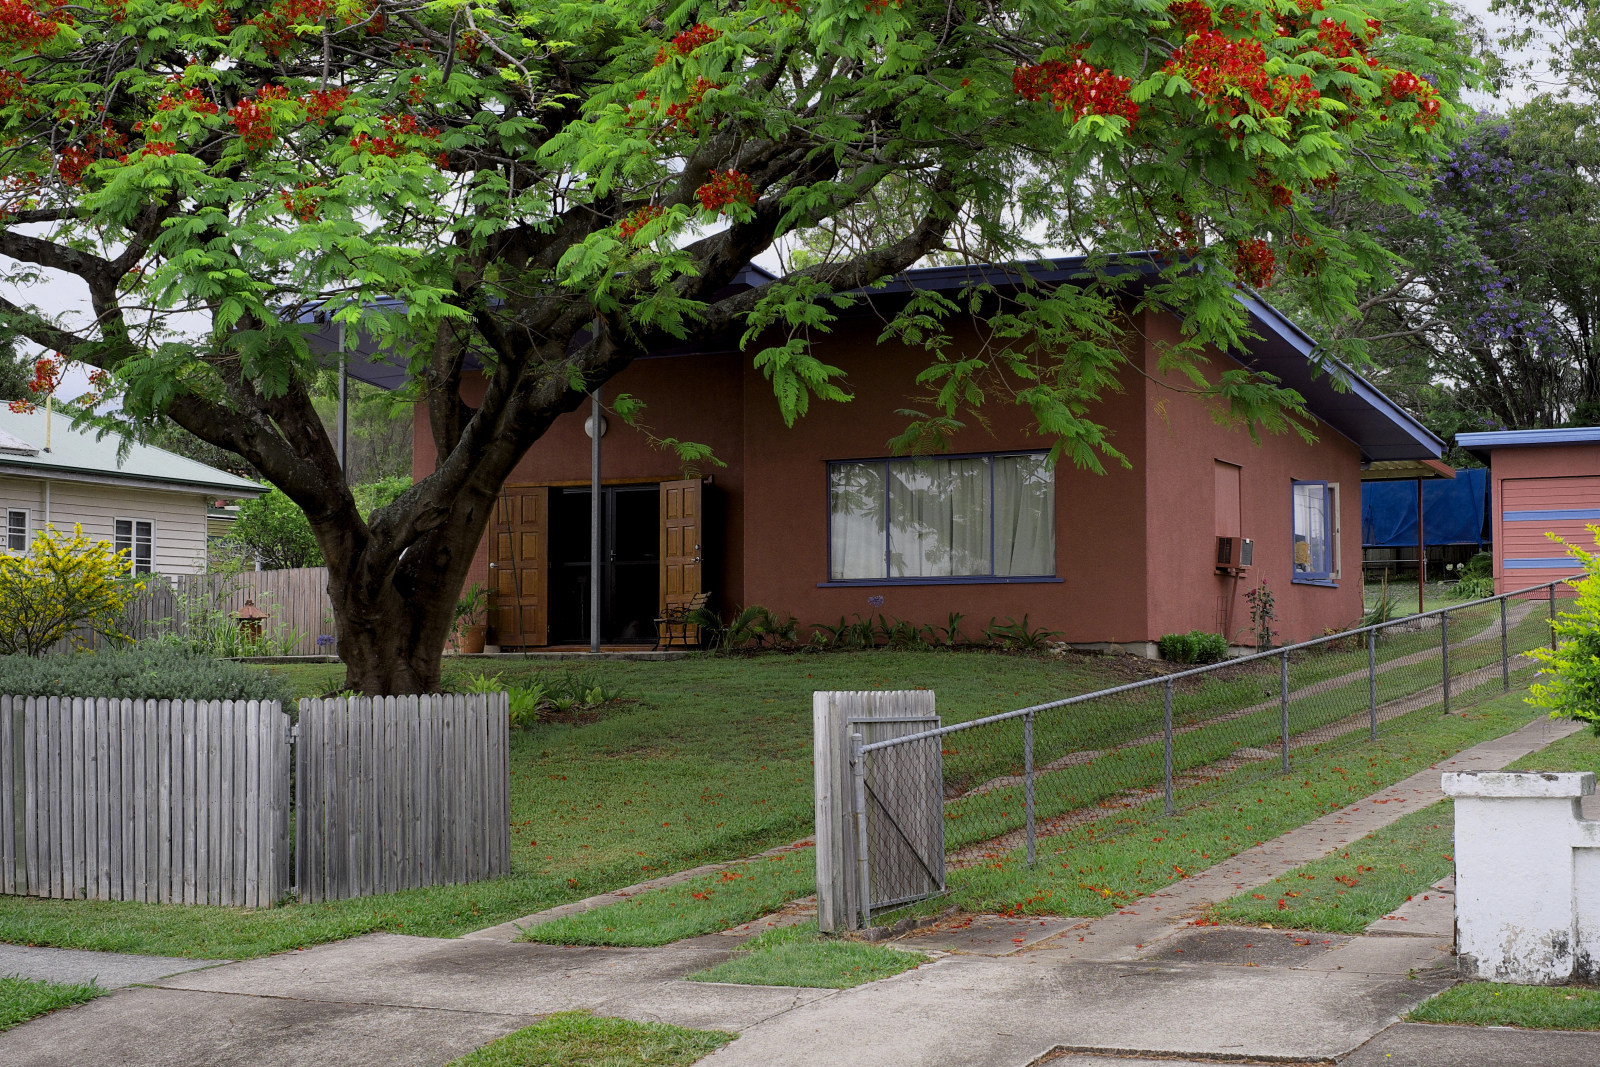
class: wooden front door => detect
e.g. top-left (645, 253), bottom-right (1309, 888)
top-left (491, 487), bottom-right (549, 648)
top-left (659, 480), bottom-right (703, 638)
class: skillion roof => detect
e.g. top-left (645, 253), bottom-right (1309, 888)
top-left (300, 254), bottom-right (1443, 465)
top-left (0, 407), bottom-right (264, 497)
top-left (1457, 426), bottom-right (1600, 463)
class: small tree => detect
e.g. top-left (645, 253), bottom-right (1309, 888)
top-left (0, 526), bottom-right (145, 656)
top-left (1528, 528), bottom-right (1600, 731)
top-left (224, 488), bottom-right (324, 570)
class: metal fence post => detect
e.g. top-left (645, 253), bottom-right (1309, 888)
top-left (1023, 713), bottom-right (1035, 868)
top-left (1367, 627), bottom-right (1377, 741)
top-left (1163, 681), bottom-right (1175, 815)
top-left (850, 732), bottom-right (871, 930)
top-left (1280, 650), bottom-right (1290, 774)
top-left (1550, 583), bottom-right (1559, 650)
top-left (1500, 596), bottom-right (1510, 691)
top-left (1441, 609), bottom-right (1450, 714)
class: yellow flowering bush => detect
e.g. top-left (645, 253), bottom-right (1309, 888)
top-left (1529, 526), bottom-right (1600, 733)
top-left (0, 525), bottom-right (144, 656)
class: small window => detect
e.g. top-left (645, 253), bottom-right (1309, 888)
top-left (114, 519), bottom-right (154, 575)
top-left (828, 452), bottom-right (1055, 581)
top-left (5, 509), bottom-right (25, 552)
top-left (1292, 481), bottom-right (1333, 583)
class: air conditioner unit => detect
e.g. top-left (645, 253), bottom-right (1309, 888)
top-left (1217, 536), bottom-right (1253, 572)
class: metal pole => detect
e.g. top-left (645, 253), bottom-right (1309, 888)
top-left (336, 321), bottom-right (348, 472)
top-left (1023, 713), bottom-right (1035, 868)
top-left (1163, 680), bottom-right (1174, 815)
top-left (1549, 582), bottom-right (1558, 651)
top-left (851, 732), bottom-right (871, 930)
top-left (1280, 650), bottom-right (1290, 774)
top-left (1367, 628), bottom-right (1377, 741)
top-left (1441, 609), bottom-right (1450, 714)
top-left (589, 388), bottom-right (602, 655)
top-left (1416, 478), bottom-right (1425, 616)
top-left (1501, 596), bottom-right (1510, 691)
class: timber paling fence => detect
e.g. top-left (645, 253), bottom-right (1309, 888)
top-left (0, 693), bottom-right (509, 906)
top-left (61, 567), bottom-right (336, 657)
top-left (827, 578), bottom-right (1579, 930)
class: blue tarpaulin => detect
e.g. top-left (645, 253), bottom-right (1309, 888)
top-left (1362, 469), bottom-right (1489, 548)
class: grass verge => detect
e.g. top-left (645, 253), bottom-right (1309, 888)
top-left (523, 847), bottom-right (815, 947)
top-left (0, 975), bottom-right (103, 1032)
top-left (448, 1010), bottom-right (732, 1066)
top-left (1408, 983), bottom-right (1600, 1030)
top-left (1207, 801), bottom-right (1453, 932)
top-left (687, 920), bottom-right (924, 989)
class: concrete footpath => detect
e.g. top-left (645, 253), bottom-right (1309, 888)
top-left (0, 715), bottom-right (1590, 1067)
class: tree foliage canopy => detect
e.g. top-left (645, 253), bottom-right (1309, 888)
top-left (0, 0), bottom-right (1475, 688)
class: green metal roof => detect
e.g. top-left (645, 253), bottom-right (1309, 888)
top-left (0, 407), bottom-right (264, 497)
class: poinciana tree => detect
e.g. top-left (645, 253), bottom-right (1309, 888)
top-left (0, 0), bottom-right (1470, 692)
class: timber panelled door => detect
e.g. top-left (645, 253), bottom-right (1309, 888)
top-left (492, 486), bottom-right (549, 648)
top-left (660, 479), bottom-right (703, 643)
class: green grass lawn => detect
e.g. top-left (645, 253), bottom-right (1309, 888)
top-left (1409, 984), bottom-right (1600, 1030)
top-left (0, 975), bottom-right (103, 1032)
top-left (0, 650), bottom-right (1151, 958)
top-left (1208, 801), bottom-right (1453, 932)
top-left (528, 688), bottom-right (1545, 945)
top-left (448, 1011), bottom-right (732, 1066)
top-left (687, 920), bottom-right (924, 989)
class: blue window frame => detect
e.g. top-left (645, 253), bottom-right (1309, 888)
top-left (1292, 480), bottom-right (1334, 583)
top-left (826, 452), bottom-right (1057, 584)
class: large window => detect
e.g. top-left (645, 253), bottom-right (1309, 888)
top-left (5, 509), bottom-right (24, 552)
top-left (114, 518), bottom-right (153, 575)
top-left (828, 453), bottom-right (1055, 582)
top-left (1292, 481), bottom-right (1336, 583)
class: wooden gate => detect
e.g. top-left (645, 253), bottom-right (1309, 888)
top-left (491, 487), bottom-right (549, 648)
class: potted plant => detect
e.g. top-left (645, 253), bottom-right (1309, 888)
top-left (450, 583), bottom-right (489, 655)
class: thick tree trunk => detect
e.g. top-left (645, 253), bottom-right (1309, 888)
top-left (318, 486), bottom-right (500, 695)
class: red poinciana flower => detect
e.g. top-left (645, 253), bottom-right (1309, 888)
top-left (695, 169), bottom-right (754, 213)
top-left (0, 0), bottom-right (68, 50)
top-left (619, 204), bottom-right (663, 240)
top-left (1012, 52), bottom-right (1138, 124)
top-left (1232, 237), bottom-right (1276, 288)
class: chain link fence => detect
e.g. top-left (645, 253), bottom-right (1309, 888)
top-left (847, 578), bottom-right (1575, 927)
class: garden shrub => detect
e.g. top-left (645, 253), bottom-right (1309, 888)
top-left (1529, 531), bottom-right (1600, 731)
top-left (0, 525), bottom-right (144, 656)
top-left (1158, 630), bottom-right (1229, 665)
top-left (0, 647), bottom-right (293, 704)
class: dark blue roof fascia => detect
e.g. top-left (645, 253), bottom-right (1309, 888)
top-left (1230, 291), bottom-right (1444, 464)
top-left (1458, 427), bottom-right (1600, 463)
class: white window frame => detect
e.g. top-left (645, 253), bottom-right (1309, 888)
top-left (1291, 480), bottom-right (1337, 585)
top-left (5, 508), bottom-right (26, 553)
top-left (1328, 482), bottom-right (1342, 580)
top-left (113, 517), bottom-right (155, 576)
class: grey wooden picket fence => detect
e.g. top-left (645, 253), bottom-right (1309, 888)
top-left (1, 693), bottom-right (509, 906)
top-left (296, 694), bottom-right (511, 903)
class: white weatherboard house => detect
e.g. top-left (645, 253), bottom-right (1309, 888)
top-left (0, 407), bottom-right (263, 575)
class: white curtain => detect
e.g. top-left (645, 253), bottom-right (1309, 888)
top-left (1293, 482), bottom-right (1328, 574)
top-left (994, 454), bottom-right (1054, 575)
top-left (829, 462), bottom-right (887, 579)
top-left (888, 458), bottom-right (990, 577)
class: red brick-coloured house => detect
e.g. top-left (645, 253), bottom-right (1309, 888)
top-left (1458, 427), bottom-right (1600, 596)
top-left (383, 258), bottom-right (1445, 652)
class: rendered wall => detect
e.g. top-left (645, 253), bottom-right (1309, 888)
top-left (1140, 309), bottom-right (1365, 647)
top-left (419, 311), bottom-right (1376, 648)
top-left (1443, 770), bottom-right (1600, 984)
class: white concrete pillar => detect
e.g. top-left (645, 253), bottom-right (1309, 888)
top-left (1442, 770), bottom-right (1594, 984)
